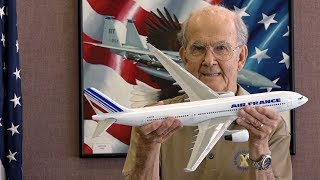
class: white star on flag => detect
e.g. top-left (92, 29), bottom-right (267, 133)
top-left (1, 34), bottom-right (4, 47)
top-left (7, 123), bottom-right (20, 136)
top-left (0, 160), bottom-right (5, 180)
top-left (258, 13), bottom-right (278, 30)
top-left (13, 67), bottom-right (21, 80)
top-left (234, 6), bottom-right (250, 18)
top-left (250, 47), bottom-right (270, 64)
top-left (0, 6), bottom-right (4, 20)
top-left (2, 0), bottom-right (23, 177)
top-left (16, 40), bottom-right (19, 53)
top-left (283, 26), bottom-right (289, 37)
top-left (10, 93), bottom-right (21, 108)
top-left (6, 150), bottom-right (17, 163)
top-left (279, 52), bottom-right (290, 69)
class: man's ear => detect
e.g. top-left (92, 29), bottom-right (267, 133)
top-left (179, 47), bottom-right (188, 65)
top-left (237, 45), bottom-right (248, 71)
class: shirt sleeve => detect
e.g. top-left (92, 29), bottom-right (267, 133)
top-left (269, 112), bottom-right (292, 180)
top-left (122, 127), bottom-right (139, 178)
top-left (122, 95), bottom-right (187, 179)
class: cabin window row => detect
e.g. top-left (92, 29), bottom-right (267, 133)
top-left (145, 103), bottom-right (285, 122)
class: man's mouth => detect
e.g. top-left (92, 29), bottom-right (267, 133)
top-left (201, 72), bottom-right (221, 77)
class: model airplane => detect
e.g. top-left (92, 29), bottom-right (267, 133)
top-left (84, 16), bottom-right (280, 88)
top-left (84, 44), bottom-right (308, 172)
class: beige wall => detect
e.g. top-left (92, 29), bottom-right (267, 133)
top-left (18, 0), bottom-right (320, 179)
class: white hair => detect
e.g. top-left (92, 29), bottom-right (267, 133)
top-left (177, 5), bottom-right (249, 48)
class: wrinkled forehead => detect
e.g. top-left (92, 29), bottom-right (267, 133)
top-left (185, 7), bottom-right (237, 46)
top-left (192, 6), bottom-right (234, 19)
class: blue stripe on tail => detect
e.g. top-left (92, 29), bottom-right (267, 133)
top-left (84, 88), bottom-right (126, 113)
top-left (87, 88), bottom-right (123, 112)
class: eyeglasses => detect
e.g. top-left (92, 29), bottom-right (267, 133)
top-left (186, 41), bottom-right (241, 61)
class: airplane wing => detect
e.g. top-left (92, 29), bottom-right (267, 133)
top-left (147, 43), bottom-right (220, 101)
top-left (84, 42), bottom-right (181, 61)
top-left (185, 117), bottom-right (236, 172)
top-left (85, 41), bottom-right (153, 56)
top-left (147, 43), bottom-right (247, 172)
top-left (162, 50), bottom-right (180, 59)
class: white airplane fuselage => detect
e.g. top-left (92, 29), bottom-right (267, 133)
top-left (93, 91), bottom-right (308, 126)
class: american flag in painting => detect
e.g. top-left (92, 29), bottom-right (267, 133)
top-left (222, 1), bottom-right (291, 93)
top-left (81, 0), bottom-right (291, 154)
top-left (0, 0), bottom-right (22, 179)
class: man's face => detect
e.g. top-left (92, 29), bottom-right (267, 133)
top-left (179, 12), bottom-right (247, 93)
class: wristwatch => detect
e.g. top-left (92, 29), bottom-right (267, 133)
top-left (247, 154), bottom-right (272, 170)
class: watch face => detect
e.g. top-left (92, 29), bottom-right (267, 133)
top-left (261, 155), bottom-right (272, 169)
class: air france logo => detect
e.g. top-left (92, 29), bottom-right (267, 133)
top-left (231, 98), bottom-right (281, 108)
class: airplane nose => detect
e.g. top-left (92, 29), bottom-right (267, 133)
top-left (304, 96), bottom-right (309, 103)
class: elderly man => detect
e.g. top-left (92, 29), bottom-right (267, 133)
top-left (123, 5), bottom-right (292, 180)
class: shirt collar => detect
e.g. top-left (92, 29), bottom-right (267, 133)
top-left (236, 84), bottom-right (250, 96)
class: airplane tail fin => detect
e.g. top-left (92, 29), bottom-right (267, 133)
top-left (84, 87), bottom-right (129, 113)
top-left (84, 87), bottom-right (130, 137)
top-left (102, 16), bottom-right (121, 47)
top-left (125, 19), bottom-right (145, 49)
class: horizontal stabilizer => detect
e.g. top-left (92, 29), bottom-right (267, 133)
top-left (92, 119), bottom-right (116, 138)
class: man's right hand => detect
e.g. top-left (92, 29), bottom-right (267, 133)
top-left (136, 101), bottom-right (183, 145)
top-left (136, 117), bottom-right (183, 145)
top-left (128, 102), bottom-right (183, 180)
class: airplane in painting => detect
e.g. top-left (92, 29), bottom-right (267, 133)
top-left (83, 44), bottom-right (308, 172)
top-left (84, 16), bottom-right (181, 61)
top-left (84, 16), bottom-right (280, 89)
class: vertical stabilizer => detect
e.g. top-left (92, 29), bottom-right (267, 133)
top-left (84, 87), bottom-right (129, 113)
top-left (125, 19), bottom-right (145, 49)
top-left (102, 16), bottom-right (121, 47)
top-left (84, 87), bottom-right (130, 137)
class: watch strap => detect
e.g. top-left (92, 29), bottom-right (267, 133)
top-left (247, 154), bottom-right (272, 170)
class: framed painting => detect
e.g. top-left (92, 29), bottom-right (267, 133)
top-left (80, 0), bottom-right (294, 157)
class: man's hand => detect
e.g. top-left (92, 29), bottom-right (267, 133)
top-left (128, 102), bottom-right (183, 180)
top-left (136, 117), bottom-right (183, 145)
top-left (236, 106), bottom-right (283, 160)
top-left (136, 101), bottom-right (183, 145)
top-left (237, 106), bottom-right (282, 141)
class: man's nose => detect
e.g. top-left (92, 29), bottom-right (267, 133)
top-left (202, 48), bottom-right (218, 66)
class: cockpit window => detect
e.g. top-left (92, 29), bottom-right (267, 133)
top-left (298, 96), bottom-right (303, 100)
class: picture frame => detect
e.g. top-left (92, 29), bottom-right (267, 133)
top-left (80, 0), bottom-right (294, 157)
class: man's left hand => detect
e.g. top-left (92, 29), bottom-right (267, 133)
top-left (236, 106), bottom-right (283, 160)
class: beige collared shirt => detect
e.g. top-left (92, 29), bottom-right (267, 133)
top-left (123, 86), bottom-right (292, 180)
